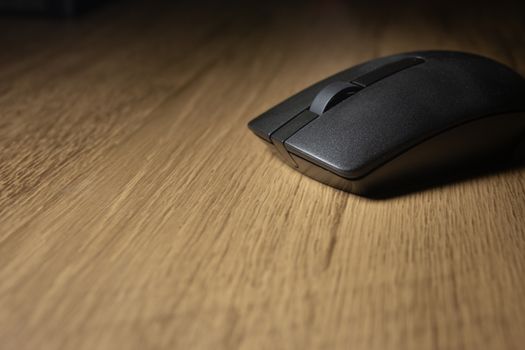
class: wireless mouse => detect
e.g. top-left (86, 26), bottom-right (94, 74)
top-left (247, 51), bottom-right (525, 196)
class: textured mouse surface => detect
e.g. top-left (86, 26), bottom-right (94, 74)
top-left (255, 51), bottom-right (525, 179)
top-left (248, 52), bottom-right (415, 142)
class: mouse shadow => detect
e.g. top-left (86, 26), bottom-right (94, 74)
top-left (266, 142), bottom-right (525, 199)
top-left (362, 138), bottom-right (525, 199)
top-left (365, 156), bottom-right (525, 199)
top-left (262, 134), bottom-right (525, 199)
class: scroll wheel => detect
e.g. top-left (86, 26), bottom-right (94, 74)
top-left (309, 81), bottom-right (361, 115)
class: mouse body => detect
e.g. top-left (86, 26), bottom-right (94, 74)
top-left (248, 51), bottom-right (525, 196)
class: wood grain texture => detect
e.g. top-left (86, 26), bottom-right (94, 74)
top-left (1, 1), bottom-right (525, 349)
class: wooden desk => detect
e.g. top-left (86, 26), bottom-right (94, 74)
top-left (1, 1), bottom-right (524, 349)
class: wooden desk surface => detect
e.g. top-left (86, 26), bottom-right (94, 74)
top-left (1, 1), bottom-right (525, 349)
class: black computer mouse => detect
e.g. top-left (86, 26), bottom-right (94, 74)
top-left (248, 51), bottom-right (525, 196)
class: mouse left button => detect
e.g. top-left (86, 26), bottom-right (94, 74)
top-left (270, 110), bottom-right (319, 167)
top-left (248, 90), bottom-right (317, 142)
